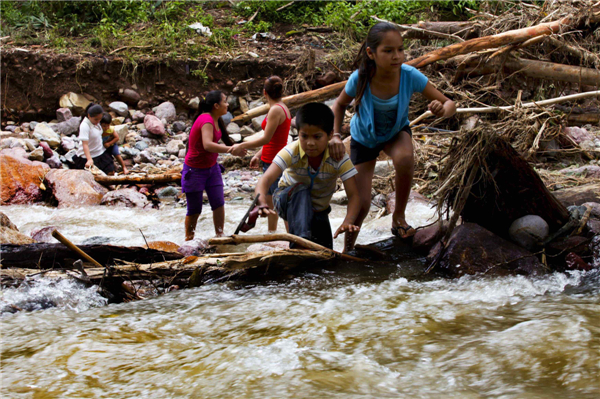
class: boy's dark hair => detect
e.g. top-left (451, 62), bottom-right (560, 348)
top-left (100, 113), bottom-right (112, 125)
top-left (296, 102), bottom-right (334, 134)
top-left (353, 22), bottom-right (402, 115)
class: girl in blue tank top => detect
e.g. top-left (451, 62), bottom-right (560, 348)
top-left (330, 22), bottom-right (456, 245)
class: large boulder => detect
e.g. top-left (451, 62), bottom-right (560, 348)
top-left (33, 123), bottom-right (61, 148)
top-left (428, 223), bottom-right (545, 278)
top-left (113, 124), bottom-right (129, 145)
top-left (53, 116), bottom-right (81, 136)
top-left (553, 183), bottom-right (600, 207)
top-left (30, 226), bottom-right (59, 243)
top-left (252, 114), bottom-right (267, 131)
top-left (100, 188), bottom-right (151, 208)
top-left (144, 115), bottom-right (166, 136)
top-left (59, 92), bottom-right (95, 115)
top-left (119, 88), bottom-right (141, 105)
top-left (109, 101), bottom-right (130, 117)
top-left (412, 221), bottom-right (448, 254)
top-left (45, 169), bottom-right (108, 207)
top-left (0, 153), bottom-right (49, 204)
top-left (508, 215), bottom-right (549, 250)
top-left (0, 212), bottom-right (36, 244)
top-left (153, 101), bottom-right (176, 122)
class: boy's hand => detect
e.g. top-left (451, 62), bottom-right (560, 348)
top-left (333, 222), bottom-right (360, 239)
top-left (428, 100), bottom-right (445, 117)
top-left (328, 135), bottom-right (346, 162)
top-left (249, 156), bottom-right (260, 169)
top-left (256, 197), bottom-right (276, 217)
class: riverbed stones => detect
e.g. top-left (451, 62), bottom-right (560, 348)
top-left (156, 186), bottom-right (180, 198)
top-left (239, 125), bottom-right (255, 137)
top-left (60, 136), bottom-right (76, 152)
top-left (33, 123), bottom-right (61, 148)
top-left (331, 190), bottom-right (348, 205)
top-left (144, 115), bottom-right (166, 137)
top-left (132, 110), bottom-right (146, 122)
top-left (56, 108), bottom-right (72, 122)
top-left (53, 116), bottom-right (81, 136)
top-left (374, 160), bottom-right (394, 176)
top-left (59, 92), bottom-right (93, 115)
top-left (134, 141), bottom-right (149, 151)
top-left (252, 115), bottom-right (267, 131)
top-left (119, 88), bottom-right (141, 105)
top-left (45, 169), bottom-right (108, 207)
top-left (229, 134), bottom-right (242, 143)
top-left (38, 141), bottom-right (53, 159)
top-left (136, 150), bottom-right (157, 165)
top-left (154, 101), bottom-right (176, 122)
top-left (30, 226), bottom-right (59, 243)
top-left (0, 212), bottom-right (36, 245)
top-left (413, 221), bottom-right (448, 254)
top-left (109, 101), bottom-right (130, 117)
top-left (188, 97), bottom-right (200, 110)
top-left (508, 215), bottom-right (549, 250)
top-left (113, 124), bottom-right (129, 144)
top-left (559, 165), bottom-right (600, 179)
top-left (243, 131), bottom-right (264, 143)
top-left (166, 140), bottom-right (185, 155)
top-left (222, 112), bottom-right (233, 127)
top-left (28, 147), bottom-right (44, 162)
top-left (178, 149), bottom-right (187, 158)
top-left (227, 95), bottom-right (239, 111)
top-left (553, 183), bottom-right (600, 206)
top-left (177, 238), bottom-right (209, 257)
top-left (45, 154), bottom-right (62, 169)
top-left (0, 152), bottom-right (49, 204)
top-left (100, 188), bottom-right (151, 208)
top-left (429, 223), bottom-right (545, 278)
top-left (226, 123), bottom-right (241, 135)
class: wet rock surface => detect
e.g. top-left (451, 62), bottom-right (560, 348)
top-left (0, 152), bottom-right (50, 205)
top-left (45, 169), bottom-right (108, 207)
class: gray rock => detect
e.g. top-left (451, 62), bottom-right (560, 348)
top-left (33, 123), bottom-right (61, 148)
top-left (240, 125), bottom-right (255, 137)
top-left (172, 121), bottom-right (186, 133)
top-left (508, 215), bottom-right (549, 250)
top-left (45, 154), bottom-right (62, 169)
top-left (121, 147), bottom-right (140, 158)
top-left (154, 101), bottom-right (176, 122)
top-left (119, 88), bottom-right (141, 105)
top-left (53, 116), bottom-right (81, 136)
top-left (331, 190), bottom-right (348, 205)
top-left (82, 236), bottom-right (111, 245)
top-left (101, 188), bottom-right (151, 208)
top-left (222, 112), bottom-right (233, 127)
top-left (24, 139), bottom-right (37, 151)
top-left (227, 95), bottom-right (239, 111)
top-left (249, 99), bottom-right (264, 110)
top-left (61, 136), bottom-right (76, 152)
top-left (30, 122), bottom-right (38, 130)
top-left (156, 186), bottom-right (181, 198)
top-left (177, 237), bottom-right (209, 257)
top-left (226, 123), bottom-right (241, 135)
top-left (4, 125), bottom-right (17, 133)
top-left (56, 108), bottom-right (72, 122)
top-left (229, 133), bottom-right (242, 143)
top-left (113, 124), bottom-right (129, 144)
top-left (188, 97), bottom-right (200, 110)
top-left (131, 110), bottom-right (145, 122)
top-left (178, 149), bottom-right (187, 158)
top-left (138, 150), bottom-right (157, 164)
top-left (135, 141), bottom-right (149, 151)
top-left (374, 160), bottom-right (394, 176)
top-left (28, 147), bottom-right (45, 162)
top-left (109, 101), bottom-right (130, 117)
top-left (251, 114), bottom-right (267, 131)
top-left (64, 149), bottom-right (77, 163)
top-left (166, 140), bottom-right (185, 155)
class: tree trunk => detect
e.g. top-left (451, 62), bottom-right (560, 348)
top-left (95, 173), bottom-right (182, 185)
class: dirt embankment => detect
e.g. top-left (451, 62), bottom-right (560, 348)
top-left (0, 49), bottom-right (309, 122)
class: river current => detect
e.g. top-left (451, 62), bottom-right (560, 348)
top-left (1, 203), bottom-right (599, 397)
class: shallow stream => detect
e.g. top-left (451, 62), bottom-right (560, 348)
top-left (1, 203), bottom-right (599, 397)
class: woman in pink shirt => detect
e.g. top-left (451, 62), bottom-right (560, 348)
top-left (182, 90), bottom-right (246, 240)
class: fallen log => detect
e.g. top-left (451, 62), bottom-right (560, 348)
top-left (459, 57), bottom-right (600, 87)
top-left (232, 8), bottom-right (599, 124)
top-left (94, 173), bottom-right (181, 185)
top-left (567, 112), bottom-right (600, 125)
top-left (0, 243), bottom-right (184, 269)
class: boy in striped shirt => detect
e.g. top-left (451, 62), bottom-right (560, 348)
top-left (255, 102), bottom-right (361, 252)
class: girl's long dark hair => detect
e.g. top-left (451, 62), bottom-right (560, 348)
top-left (195, 90), bottom-right (233, 146)
top-left (353, 22), bottom-right (402, 114)
top-left (79, 103), bottom-right (104, 130)
top-left (264, 76), bottom-right (283, 100)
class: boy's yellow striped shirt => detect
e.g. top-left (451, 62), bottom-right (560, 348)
top-left (272, 141), bottom-right (357, 212)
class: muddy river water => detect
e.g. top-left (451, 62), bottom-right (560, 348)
top-left (1, 202), bottom-right (599, 398)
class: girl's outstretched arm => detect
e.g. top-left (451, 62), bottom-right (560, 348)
top-left (329, 89), bottom-right (354, 161)
top-left (422, 82), bottom-right (456, 118)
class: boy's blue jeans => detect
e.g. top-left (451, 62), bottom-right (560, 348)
top-left (273, 183), bottom-right (333, 249)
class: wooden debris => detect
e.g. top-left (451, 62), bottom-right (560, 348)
top-left (94, 173), bottom-right (181, 185)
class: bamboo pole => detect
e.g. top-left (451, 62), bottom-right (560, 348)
top-left (94, 173), bottom-right (181, 185)
top-left (410, 90), bottom-right (600, 126)
top-left (209, 233), bottom-right (365, 262)
top-left (51, 230), bottom-right (104, 269)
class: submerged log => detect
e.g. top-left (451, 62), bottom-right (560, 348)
top-left (0, 243), bottom-right (184, 269)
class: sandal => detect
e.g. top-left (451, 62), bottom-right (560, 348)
top-left (391, 224), bottom-right (416, 239)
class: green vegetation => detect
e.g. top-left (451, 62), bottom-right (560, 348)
top-left (1, 0), bottom-right (483, 58)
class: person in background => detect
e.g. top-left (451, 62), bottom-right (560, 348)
top-left (100, 113), bottom-right (129, 175)
top-left (182, 90), bottom-right (247, 241)
top-left (71, 103), bottom-right (116, 175)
